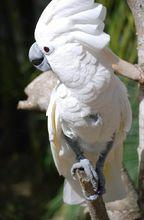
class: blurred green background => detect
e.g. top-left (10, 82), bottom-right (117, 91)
top-left (0, 0), bottom-right (139, 219)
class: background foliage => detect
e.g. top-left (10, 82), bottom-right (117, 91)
top-left (0, 0), bottom-right (139, 219)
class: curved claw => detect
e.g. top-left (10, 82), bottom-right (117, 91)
top-left (71, 159), bottom-right (98, 191)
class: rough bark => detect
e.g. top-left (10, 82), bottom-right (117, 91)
top-left (77, 170), bottom-right (109, 220)
top-left (127, 0), bottom-right (144, 215)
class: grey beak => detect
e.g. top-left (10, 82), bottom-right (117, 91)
top-left (29, 42), bottom-right (51, 72)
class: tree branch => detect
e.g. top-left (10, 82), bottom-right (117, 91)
top-left (76, 170), bottom-right (109, 220)
top-left (17, 71), bottom-right (58, 111)
top-left (102, 48), bottom-right (144, 84)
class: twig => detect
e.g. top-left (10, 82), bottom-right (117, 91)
top-left (76, 170), bottom-right (109, 220)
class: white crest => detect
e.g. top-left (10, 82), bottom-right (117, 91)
top-left (35, 0), bottom-right (110, 52)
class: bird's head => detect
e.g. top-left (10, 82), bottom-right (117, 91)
top-left (29, 0), bottom-right (110, 85)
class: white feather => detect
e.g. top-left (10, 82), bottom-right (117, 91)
top-left (35, 0), bottom-right (109, 53)
top-left (68, 4), bottom-right (106, 24)
top-left (52, 0), bottom-right (94, 19)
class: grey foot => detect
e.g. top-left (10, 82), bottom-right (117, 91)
top-left (71, 159), bottom-right (98, 192)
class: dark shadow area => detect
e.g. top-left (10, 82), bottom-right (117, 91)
top-left (0, 1), bottom-right (63, 219)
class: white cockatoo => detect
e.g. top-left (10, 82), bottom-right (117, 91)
top-left (29, 0), bottom-right (132, 205)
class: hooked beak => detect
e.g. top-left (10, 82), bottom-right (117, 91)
top-left (29, 42), bottom-right (51, 72)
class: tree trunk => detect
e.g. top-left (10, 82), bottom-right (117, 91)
top-left (127, 0), bottom-right (144, 215)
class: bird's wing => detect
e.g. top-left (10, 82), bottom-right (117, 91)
top-left (18, 71), bottom-right (58, 111)
top-left (47, 86), bottom-right (78, 176)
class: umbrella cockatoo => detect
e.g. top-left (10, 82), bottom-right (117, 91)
top-left (29, 0), bottom-right (132, 205)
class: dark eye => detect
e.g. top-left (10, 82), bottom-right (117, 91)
top-left (44, 47), bottom-right (50, 53)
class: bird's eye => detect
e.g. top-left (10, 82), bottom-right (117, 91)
top-left (43, 46), bottom-right (54, 55)
top-left (44, 47), bottom-right (50, 53)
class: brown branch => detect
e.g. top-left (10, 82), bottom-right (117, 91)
top-left (76, 170), bottom-right (109, 220)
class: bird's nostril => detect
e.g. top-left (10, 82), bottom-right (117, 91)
top-left (32, 57), bottom-right (44, 66)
